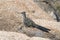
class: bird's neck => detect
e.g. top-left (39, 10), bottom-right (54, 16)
top-left (22, 14), bottom-right (26, 20)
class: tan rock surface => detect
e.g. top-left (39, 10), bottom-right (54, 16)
top-left (30, 37), bottom-right (51, 40)
top-left (0, 0), bottom-right (60, 40)
top-left (0, 31), bottom-right (29, 40)
top-left (0, 31), bottom-right (51, 40)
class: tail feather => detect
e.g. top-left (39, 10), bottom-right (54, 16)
top-left (34, 25), bottom-right (51, 33)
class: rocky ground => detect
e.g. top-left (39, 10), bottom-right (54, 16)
top-left (0, 31), bottom-right (51, 40)
top-left (34, 0), bottom-right (60, 20)
top-left (0, 0), bottom-right (60, 40)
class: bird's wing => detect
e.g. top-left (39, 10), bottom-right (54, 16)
top-left (25, 18), bottom-right (36, 27)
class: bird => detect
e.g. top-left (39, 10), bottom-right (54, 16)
top-left (20, 11), bottom-right (51, 33)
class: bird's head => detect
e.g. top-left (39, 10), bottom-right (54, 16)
top-left (21, 11), bottom-right (26, 15)
top-left (21, 11), bottom-right (26, 18)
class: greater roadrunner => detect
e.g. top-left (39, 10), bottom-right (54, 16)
top-left (21, 12), bottom-right (51, 33)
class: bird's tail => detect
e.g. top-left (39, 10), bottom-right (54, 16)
top-left (34, 25), bottom-right (51, 33)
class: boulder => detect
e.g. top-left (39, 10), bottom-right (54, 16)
top-left (0, 31), bottom-right (51, 40)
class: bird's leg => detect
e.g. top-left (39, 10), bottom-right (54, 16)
top-left (17, 23), bottom-right (25, 33)
top-left (17, 22), bottom-right (24, 30)
top-left (19, 23), bottom-right (25, 29)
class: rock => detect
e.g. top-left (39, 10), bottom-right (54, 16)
top-left (0, 31), bottom-right (29, 40)
top-left (30, 37), bottom-right (51, 40)
top-left (34, 0), bottom-right (60, 21)
top-left (0, 31), bottom-right (51, 40)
